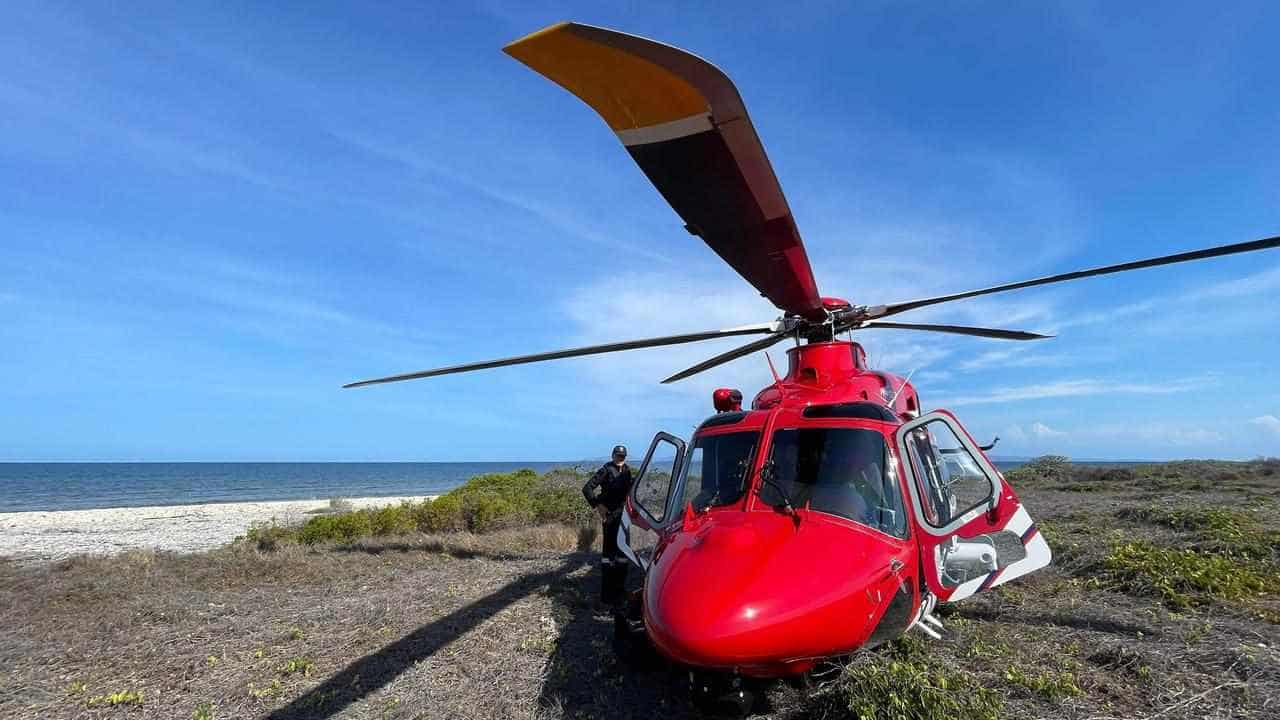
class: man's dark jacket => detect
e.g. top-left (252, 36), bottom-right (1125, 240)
top-left (582, 462), bottom-right (633, 514)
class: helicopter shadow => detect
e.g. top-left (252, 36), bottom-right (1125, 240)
top-left (535, 567), bottom-right (702, 719)
top-left (264, 551), bottom-right (588, 719)
top-left (263, 547), bottom-right (722, 720)
top-left (536, 565), bottom-right (797, 719)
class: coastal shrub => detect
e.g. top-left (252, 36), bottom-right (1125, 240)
top-left (1102, 540), bottom-right (1275, 609)
top-left (1004, 455), bottom-right (1072, 485)
top-left (415, 468), bottom-right (593, 533)
top-left (243, 522), bottom-right (297, 552)
top-left (1055, 466), bottom-right (1136, 492)
top-left (297, 512), bottom-right (373, 545)
top-left (419, 469), bottom-right (539, 532)
top-left (279, 656), bottom-right (314, 676)
top-left (1118, 505), bottom-right (1278, 561)
top-left (804, 638), bottom-right (1003, 720)
top-left (1004, 665), bottom-right (1084, 701)
top-left (531, 472), bottom-right (594, 526)
top-left (86, 689), bottom-right (143, 708)
top-left (241, 468), bottom-right (594, 548)
top-left (369, 503), bottom-right (418, 536)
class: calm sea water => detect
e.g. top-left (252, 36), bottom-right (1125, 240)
top-left (0, 462), bottom-right (587, 513)
top-left (0, 459), bottom-right (1147, 513)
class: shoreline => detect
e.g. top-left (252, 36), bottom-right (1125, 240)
top-left (0, 495), bottom-right (435, 562)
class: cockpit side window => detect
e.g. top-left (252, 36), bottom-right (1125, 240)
top-left (678, 431), bottom-right (760, 512)
top-left (761, 427), bottom-right (906, 538)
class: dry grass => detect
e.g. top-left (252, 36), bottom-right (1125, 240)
top-left (1, 460), bottom-right (1278, 719)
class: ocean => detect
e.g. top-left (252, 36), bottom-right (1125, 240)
top-left (0, 462), bottom-right (584, 513)
top-left (0, 459), bottom-right (1144, 513)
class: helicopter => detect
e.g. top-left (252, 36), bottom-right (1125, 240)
top-left (346, 21), bottom-right (1279, 690)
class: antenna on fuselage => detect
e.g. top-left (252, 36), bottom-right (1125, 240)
top-left (764, 351), bottom-right (788, 402)
top-left (885, 367), bottom-right (917, 409)
top-left (765, 351), bottom-right (783, 384)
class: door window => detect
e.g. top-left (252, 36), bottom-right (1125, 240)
top-left (632, 434), bottom-right (682, 525)
top-left (895, 410), bottom-right (1051, 602)
top-left (902, 419), bottom-right (996, 529)
top-left (678, 431), bottom-right (760, 511)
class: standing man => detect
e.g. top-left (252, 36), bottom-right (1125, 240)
top-left (582, 445), bottom-right (633, 606)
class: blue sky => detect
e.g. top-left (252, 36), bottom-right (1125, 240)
top-left (3, 1), bottom-right (1278, 462)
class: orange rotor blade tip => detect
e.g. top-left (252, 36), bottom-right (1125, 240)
top-left (502, 21), bottom-right (574, 54)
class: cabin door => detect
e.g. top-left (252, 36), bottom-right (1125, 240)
top-left (894, 410), bottom-right (1051, 603)
top-left (620, 431), bottom-right (686, 571)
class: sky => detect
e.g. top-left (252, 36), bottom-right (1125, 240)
top-left (3, 1), bottom-right (1279, 462)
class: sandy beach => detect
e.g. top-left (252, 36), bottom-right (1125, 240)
top-left (0, 495), bottom-right (433, 562)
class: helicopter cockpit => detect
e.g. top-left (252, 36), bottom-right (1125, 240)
top-left (759, 426), bottom-right (908, 537)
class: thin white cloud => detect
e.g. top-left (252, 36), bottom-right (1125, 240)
top-left (1030, 422), bottom-right (1065, 438)
top-left (1250, 415), bottom-right (1280, 437)
top-left (559, 272), bottom-right (780, 405)
top-left (932, 376), bottom-right (1205, 407)
top-left (957, 345), bottom-right (1074, 372)
top-left (333, 131), bottom-right (673, 264)
top-left (1195, 265), bottom-right (1280, 301)
top-left (914, 369), bottom-right (953, 384)
top-left (1045, 263), bottom-right (1280, 334)
top-left (1002, 424), bottom-right (1028, 443)
top-left (1090, 423), bottom-right (1226, 448)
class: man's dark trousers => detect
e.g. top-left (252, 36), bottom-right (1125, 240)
top-left (600, 512), bottom-right (629, 605)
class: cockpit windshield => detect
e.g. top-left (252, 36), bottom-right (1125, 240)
top-left (678, 431), bottom-right (760, 511)
top-left (760, 427), bottom-right (907, 537)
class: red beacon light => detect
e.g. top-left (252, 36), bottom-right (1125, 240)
top-left (712, 388), bottom-right (743, 413)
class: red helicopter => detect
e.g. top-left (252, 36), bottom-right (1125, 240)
top-left (347, 21), bottom-right (1279, 690)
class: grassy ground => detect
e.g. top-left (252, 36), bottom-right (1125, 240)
top-left (1, 461), bottom-right (1277, 719)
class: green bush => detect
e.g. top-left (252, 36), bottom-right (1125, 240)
top-left (1005, 455), bottom-right (1072, 485)
top-left (416, 468), bottom-right (593, 533)
top-left (1004, 665), bottom-right (1084, 700)
top-left (239, 468), bottom-right (594, 548)
top-left (799, 636), bottom-right (1002, 720)
top-left (1118, 505), bottom-right (1278, 561)
top-left (422, 469), bottom-right (539, 532)
top-left (297, 511), bottom-right (373, 545)
top-left (1103, 540), bottom-right (1275, 610)
top-left (826, 658), bottom-right (1002, 720)
top-left (243, 522), bottom-right (297, 552)
top-left (368, 503), bottom-right (418, 536)
top-left (87, 690), bottom-right (143, 708)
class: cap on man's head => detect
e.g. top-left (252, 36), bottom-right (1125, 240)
top-left (612, 445), bottom-right (627, 459)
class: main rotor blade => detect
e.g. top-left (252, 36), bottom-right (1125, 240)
top-left (870, 235), bottom-right (1280, 319)
top-left (660, 331), bottom-right (790, 385)
top-left (344, 323), bottom-right (778, 388)
top-left (859, 321), bottom-right (1053, 341)
top-left (505, 23), bottom-right (825, 320)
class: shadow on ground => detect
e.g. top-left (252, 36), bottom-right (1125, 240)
top-left (535, 567), bottom-right (794, 718)
top-left (534, 566), bottom-right (700, 718)
top-left (265, 555), bottom-right (590, 719)
top-left (265, 548), bottom-right (740, 719)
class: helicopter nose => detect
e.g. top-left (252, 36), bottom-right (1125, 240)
top-left (642, 516), bottom-right (894, 671)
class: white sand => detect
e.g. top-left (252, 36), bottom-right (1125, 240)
top-left (0, 495), bottom-right (434, 562)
